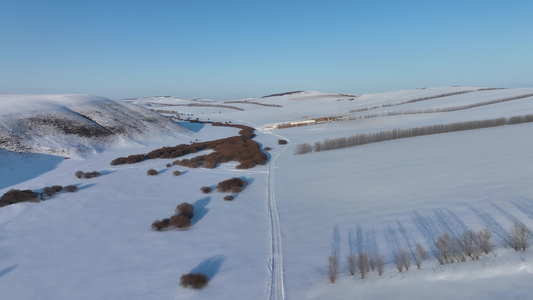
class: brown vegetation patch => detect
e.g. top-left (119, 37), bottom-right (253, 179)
top-left (217, 177), bottom-right (246, 193)
top-left (0, 189), bottom-right (38, 207)
top-left (180, 273), bottom-right (209, 289)
top-left (110, 123), bottom-right (266, 169)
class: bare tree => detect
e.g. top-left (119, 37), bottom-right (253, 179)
top-left (414, 243), bottom-right (429, 269)
top-left (509, 222), bottom-right (530, 251)
top-left (478, 227), bottom-right (494, 254)
top-left (358, 252), bottom-right (368, 279)
top-left (368, 253), bottom-right (378, 272)
top-left (346, 253), bottom-right (357, 276)
top-left (376, 254), bottom-right (385, 275)
top-left (328, 255), bottom-right (339, 283)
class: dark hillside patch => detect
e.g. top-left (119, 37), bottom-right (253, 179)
top-left (262, 91), bottom-right (303, 98)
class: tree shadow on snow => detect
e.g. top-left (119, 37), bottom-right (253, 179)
top-left (191, 255), bottom-right (225, 280)
top-left (191, 197), bottom-right (211, 225)
top-left (0, 264), bottom-right (18, 278)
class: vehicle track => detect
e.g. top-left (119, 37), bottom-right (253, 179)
top-left (265, 131), bottom-right (288, 300)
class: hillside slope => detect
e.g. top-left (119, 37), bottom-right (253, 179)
top-left (0, 94), bottom-right (190, 155)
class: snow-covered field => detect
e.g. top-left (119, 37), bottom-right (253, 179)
top-left (1, 87), bottom-right (533, 299)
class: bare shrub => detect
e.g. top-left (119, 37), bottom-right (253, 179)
top-left (82, 171), bottom-right (101, 178)
top-left (293, 143), bottom-right (313, 155)
top-left (217, 177), bottom-right (246, 192)
top-left (43, 187), bottom-right (54, 197)
top-left (478, 227), bottom-right (494, 254)
top-left (51, 185), bottom-right (63, 192)
top-left (146, 169), bottom-right (158, 176)
top-left (264, 147), bottom-right (272, 151)
top-left (0, 189), bottom-right (38, 206)
top-left (358, 252), bottom-right (368, 278)
top-left (278, 139), bottom-right (288, 145)
top-left (201, 186), bottom-right (212, 193)
top-left (173, 170), bottom-right (182, 176)
top-left (436, 232), bottom-right (453, 264)
top-left (176, 202), bottom-right (194, 219)
top-left (328, 255), bottom-right (339, 283)
top-left (346, 253), bottom-right (357, 276)
top-left (75, 170), bottom-right (84, 178)
top-left (462, 230), bottom-right (482, 260)
top-left (223, 195), bottom-right (234, 201)
top-left (64, 185), bottom-right (78, 192)
top-left (368, 253), bottom-right (380, 272)
top-left (414, 243), bottom-right (429, 269)
top-left (509, 222), bottom-right (530, 251)
top-left (170, 215), bottom-right (191, 228)
top-left (401, 249), bottom-right (411, 271)
top-left (166, 163), bottom-right (172, 168)
top-left (394, 249), bottom-right (411, 272)
top-left (152, 218), bottom-right (170, 231)
top-left (180, 273), bottom-right (208, 289)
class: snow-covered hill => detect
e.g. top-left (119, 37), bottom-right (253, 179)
top-left (1, 87), bottom-right (533, 300)
top-left (0, 94), bottom-right (190, 156)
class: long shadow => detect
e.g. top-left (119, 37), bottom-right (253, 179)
top-left (331, 225), bottom-right (341, 259)
top-left (239, 176), bottom-right (255, 189)
top-left (467, 204), bottom-right (509, 246)
top-left (491, 202), bottom-right (532, 235)
top-left (191, 255), bottom-right (225, 280)
top-left (99, 170), bottom-right (115, 176)
top-left (411, 210), bottom-right (440, 257)
top-left (76, 183), bottom-right (96, 192)
top-left (191, 197), bottom-right (211, 225)
top-left (0, 264), bottom-right (18, 278)
top-left (177, 121), bottom-right (205, 132)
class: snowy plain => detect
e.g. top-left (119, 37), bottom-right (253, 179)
top-left (1, 87), bottom-right (533, 299)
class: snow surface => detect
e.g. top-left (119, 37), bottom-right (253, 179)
top-left (1, 87), bottom-right (533, 299)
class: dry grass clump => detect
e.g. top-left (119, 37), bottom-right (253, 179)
top-left (0, 189), bottom-right (38, 206)
top-left (201, 186), bottom-right (212, 194)
top-left (278, 139), bottom-right (288, 145)
top-left (217, 177), bottom-right (246, 193)
top-left (180, 273), bottom-right (208, 289)
top-left (223, 195), bottom-right (234, 201)
top-left (146, 169), bottom-right (158, 175)
top-left (173, 170), bottom-right (182, 176)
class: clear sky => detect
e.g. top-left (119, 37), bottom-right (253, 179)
top-left (1, 0), bottom-right (532, 100)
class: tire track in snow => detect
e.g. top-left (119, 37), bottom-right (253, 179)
top-left (264, 130), bottom-right (288, 300)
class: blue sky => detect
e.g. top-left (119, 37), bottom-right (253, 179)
top-left (1, 0), bottom-right (532, 100)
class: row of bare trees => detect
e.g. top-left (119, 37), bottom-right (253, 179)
top-left (349, 88), bottom-right (504, 113)
top-left (354, 93), bottom-right (533, 119)
top-left (327, 221), bottom-right (530, 283)
top-left (295, 115), bottom-right (533, 155)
